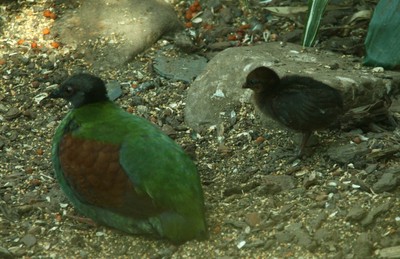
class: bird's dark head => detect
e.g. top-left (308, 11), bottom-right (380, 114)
top-left (242, 66), bottom-right (281, 94)
top-left (49, 73), bottom-right (109, 109)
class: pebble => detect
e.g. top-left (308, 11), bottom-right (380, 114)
top-left (372, 173), bottom-right (398, 193)
top-left (219, 7), bottom-right (233, 24)
top-left (346, 206), bottom-right (367, 222)
top-left (105, 81), bottom-right (123, 101)
top-left (137, 105), bottom-right (148, 115)
top-left (244, 212), bottom-right (261, 227)
top-left (21, 234), bottom-right (37, 249)
top-left (4, 107), bottom-right (21, 120)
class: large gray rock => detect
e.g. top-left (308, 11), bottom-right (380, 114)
top-left (184, 42), bottom-right (400, 131)
top-left (52, 0), bottom-right (184, 68)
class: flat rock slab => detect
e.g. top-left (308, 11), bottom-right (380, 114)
top-left (184, 42), bottom-right (400, 131)
top-left (154, 47), bottom-right (208, 83)
top-left (52, 0), bottom-right (184, 69)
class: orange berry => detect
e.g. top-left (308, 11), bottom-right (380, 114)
top-left (196, 6), bottom-right (201, 11)
top-left (185, 13), bottom-right (191, 20)
top-left (206, 25), bottom-right (213, 30)
top-left (244, 24), bottom-right (250, 29)
top-left (51, 42), bottom-right (59, 48)
top-left (189, 5), bottom-right (196, 12)
top-left (240, 25), bottom-right (245, 30)
top-left (43, 10), bottom-right (51, 17)
top-left (31, 42), bottom-right (37, 48)
top-left (193, 1), bottom-right (199, 7)
top-left (186, 10), bottom-right (192, 15)
top-left (17, 39), bottom-right (25, 45)
top-left (191, 12), bottom-right (197, 18)
top-left (50, 13), bottom-right (57, 19)
top-left (201, 22), bottom-right (208, 28)
top-left (228, 35), bottom-right (236, 41)
top-left (185, 22), bottom-right (193, 28)
top-left (43, 28), bottom-right (50, 35)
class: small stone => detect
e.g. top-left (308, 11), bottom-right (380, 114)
top-left (0, 59), bottom-right (6, 65)
top-left (25, 169), bottom-right (34, 174)
top-left (28, 226), bottom-right (41, 235)
top-left (105, 81), bottom-right (122, 101)
top-left (275, 231), bottom-right (295, 243)
top-left (346, 206), bottom-right (367, 222)
top-left (47, 121), bottom-right (57, 128)
top-left (32, 179), bottom-right (41, 186)
top-left (354, 233), bottom-right (372, 258)
top-left (31, 81), bottom-right (40, 88)
top-left (161, 124), bottom-right (177, 139)
top-left (126, 107), bottom-right (133, 113)
top-left (361, 202), bottom-right (393, 226)
top-left (23, 109), bottom-right (36, 119)
top-left (256, 136), bottom-right (264, 143)
top-left (372, 173), bottom-right (398, 193)
top-left (209, 42), bottom-right (232, 51)
top-left (150, 117), bottom-right (157, 123)
top-left (21, 234), bottom-right (37, 248)
top-left (4, 107), bottom-right (21, 120)
top-left (174, 34), bottom-right (199, 53)
top-left (217, 145), bottom-right (232, 153)
top-left (352, 137), bottom-right (361, 144)
top-left (219, 7), bottom-right (233, 23)
top-left (137, 105), bottom-right (148, 115)
top-left (35, 149), bottom-right (43, 155)
top-left (245, 212), bottom-right (261, 227)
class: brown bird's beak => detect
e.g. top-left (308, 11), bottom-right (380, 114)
top-left (242, 82), bottom-right (250, 89)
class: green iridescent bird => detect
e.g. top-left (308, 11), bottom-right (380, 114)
top-left (50, 73), bottom-right (207, 244)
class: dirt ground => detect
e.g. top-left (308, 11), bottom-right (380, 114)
top-left (1, 0), bottom-right (400, 258)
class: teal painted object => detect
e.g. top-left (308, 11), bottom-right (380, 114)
top-left (363, 0), bottom-right (400, 69)
top-left (50, 74), bottom-right (207, 244)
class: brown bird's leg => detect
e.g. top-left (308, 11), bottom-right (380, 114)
top-left (276, 131), bottom-right (312, 163)
top-left (64, 214), bottom-right (99, 227)
top-left (297, 131), bottom-right (312, 157)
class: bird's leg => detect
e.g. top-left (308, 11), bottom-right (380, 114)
top-left (64, 214), bottom-right (99, 227)
top-left (297, 131), bottom-right (312, 157)
top-left (275, 131), bottom-right (312, 162)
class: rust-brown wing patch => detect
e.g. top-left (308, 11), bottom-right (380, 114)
top-left (59, 132), bottom-right (164, 217)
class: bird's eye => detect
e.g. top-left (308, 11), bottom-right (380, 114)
top-left (63, 85), bottom-right (74, 96)
top-left (248, 79), bottom-right (257, 85)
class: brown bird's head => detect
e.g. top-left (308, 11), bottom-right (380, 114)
top-left (242, 66), bottom-right (281, 94)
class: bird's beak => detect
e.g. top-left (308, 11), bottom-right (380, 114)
top-left (242, 82), bottom-right (250, 89)
top-left (49, 88), bottom-right (62, 99)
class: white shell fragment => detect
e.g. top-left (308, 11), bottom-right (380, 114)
top-left (237, 240), bottom-right (246, 249)
top-left (372, 67), bottom-right (384, 73)
top-left (191, 17), bottom-right (202, 24)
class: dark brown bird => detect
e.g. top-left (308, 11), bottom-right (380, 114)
top-left (243, 66), bottom-right (343, 158)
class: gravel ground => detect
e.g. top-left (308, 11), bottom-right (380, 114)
top-left (1, 1), bottom-right (400, 259)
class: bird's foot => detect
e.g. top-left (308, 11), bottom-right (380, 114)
top-left (64, 214), bottom-right (99, 227)
top-left (275, 148), bottom-right (311, 163)
top-left (276, 152), bottom-right (302, 164)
